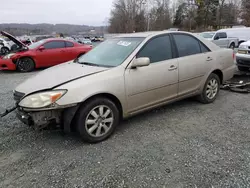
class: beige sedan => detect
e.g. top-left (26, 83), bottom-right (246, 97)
top-left (14, 31), bottom-right (236, 143)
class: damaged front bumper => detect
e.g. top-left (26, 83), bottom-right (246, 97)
top-left (14, 104), bottom-right (80, 132)
top-left (16, 107), bottom-right (62, 130)
top-left (0, 58), bottom-right (16, 70)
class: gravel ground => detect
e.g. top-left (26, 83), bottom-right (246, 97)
top-left (0, 71), bottom-right (250, 188)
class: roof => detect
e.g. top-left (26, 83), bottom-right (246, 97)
top-left (112, 30), bottom-right (203, 39)
top-left (40, 38), bottom-right (75, 43)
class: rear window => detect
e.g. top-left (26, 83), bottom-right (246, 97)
top-left (66, 41), bottom-right (74, 47)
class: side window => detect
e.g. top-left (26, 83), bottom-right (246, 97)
top-left (218, 32), bottom-right (227, 39)
top-left (65, 41), bottom-right (74, 47)
top-left (200, 42), bottom-right (210, 53)
top-left (43, 41), bottom-right (65, 49)
top-left (173, 34), bottom-right (201, 57)
top-left (137, 35), bottom-right (173, 63)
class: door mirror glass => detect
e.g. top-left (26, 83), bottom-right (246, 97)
top-left (131, 57), bottom-right (150, 68)
top-left (38, 46), bottom-right (45, 51)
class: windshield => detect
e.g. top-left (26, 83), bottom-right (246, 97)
top-left (28, 40), bottom-right (45, 49)
top-left (78, 37), bottom-right (144, 67)
top-left (200, 32), bottom-right (215, 38)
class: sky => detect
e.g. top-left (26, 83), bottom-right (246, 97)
top-left (0, 0), bottom-right (114, 26)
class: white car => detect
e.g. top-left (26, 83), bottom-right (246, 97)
top-left (200, 31), bottom-right (239, 49)
top-left (236, 41), bottom-right (250, 71)
top-left (0, 37), bottom-right (12, 54)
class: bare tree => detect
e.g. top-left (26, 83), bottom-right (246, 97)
top-left (109, 0), bottom-right (148, 33)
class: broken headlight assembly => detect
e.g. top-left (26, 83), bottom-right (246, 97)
top-left (18, 90), bottom-right (67, 109)
top-left (3, 53), bottom-right (15, 59)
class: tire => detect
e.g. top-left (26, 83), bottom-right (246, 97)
top-left (16, 57), bottom-right (35, 72)
top-left (238, 66), bottom-right (249, 72)
top-left (229, 43), bottom-right (235, 49)
top-left (198, 73), bottom-right (220, 104)
top-left (75, 97), bottom-right (120, 143)
top-left (1, 47), bottom-right (9, 55)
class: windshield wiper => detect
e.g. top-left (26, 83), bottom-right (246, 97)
top-left (79, 62), bottom-right (115, 68)
top-left (79, 62), bottom-right (101, 67)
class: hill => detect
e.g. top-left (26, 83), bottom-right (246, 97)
top-left (0, 23), bottom-right (107, 36)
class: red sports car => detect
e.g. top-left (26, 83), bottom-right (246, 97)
top-left (0, 31), bottom-right (92, 72)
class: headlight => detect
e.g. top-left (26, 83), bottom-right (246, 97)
top-left (3, 53), bottom-right (15, 59)
top-left (19, 90), bottom-right (67, 109)
top-left (239, 45), bottom-right (248, 50)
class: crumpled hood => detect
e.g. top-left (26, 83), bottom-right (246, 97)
top-left (15, 61), bottom-right (109, 94)
top-left (1, 31), bottom-right (27, 49)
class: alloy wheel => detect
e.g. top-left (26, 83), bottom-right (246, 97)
top-left (85, 105), bottom-right (114, 137)
top-left (206, 78), bottom-right (218, 100)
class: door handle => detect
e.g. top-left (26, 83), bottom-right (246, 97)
top-left (168, 65), bottom-right (177, 71)
top-left (206, 57), bottom-right (213, 61)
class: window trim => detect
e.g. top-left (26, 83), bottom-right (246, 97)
top-left (170, 33), bottom-right (211, 58)
top-left (218, 32), bottom-right (227, 39)
top-left (43, 40), bottom-right (66, 50)
top-left (135, 34), bottom-right (176, 64)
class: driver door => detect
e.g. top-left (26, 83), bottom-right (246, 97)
top-left (214, 32), bottom-right (228, 48)
top-left (36, 41), bottom-right (66, 67)
top-left (125, 35), bottom-right (179, 113)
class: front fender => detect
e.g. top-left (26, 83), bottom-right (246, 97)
top-left (55, 66), bottom-right (127, 114)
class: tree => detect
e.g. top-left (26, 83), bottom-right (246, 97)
top-left (108, 0), bottom-right (148, 33)
top-left (241, 0), bottom-right (250, 26)
top-left (173, 3), bottom-right (187, 27)
top-left (149, 0), bottom-right (172, 31)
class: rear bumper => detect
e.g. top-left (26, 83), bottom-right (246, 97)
top-left (0, 59), bottom-right (16, 70)
top-left (223, 64), bottom-right (237, 82)
top-left (236, 53), bottom-right (250, 68)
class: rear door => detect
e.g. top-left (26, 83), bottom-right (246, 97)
top-left (172, 33), bottom-right (213, 96)
top-left (36, 41), bottom-right (66, 66)
top-left (64, 41), bottom-right (78, 61)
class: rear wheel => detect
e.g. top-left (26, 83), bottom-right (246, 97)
top-left (238, 66), bottom-right (249, 72)
top-left (75, 97), bottom-right (120, 143)
top-left (198, 73), bottom-right (220, 104)
top-left (16, 57), bottom-right (35, 72)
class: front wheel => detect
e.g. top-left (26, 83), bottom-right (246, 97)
top-left (16, 57), bottom-right (35, 72)
top-left (75, 97), bottom-right (120, 143)
top-left (1, 47), bottom-right (9, 55)
top-left (198, 73), bottom-right (220, 104)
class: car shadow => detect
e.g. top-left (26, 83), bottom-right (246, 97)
top-left (36, 97), bottom-right (199, 146)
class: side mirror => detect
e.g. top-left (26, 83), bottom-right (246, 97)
top-left (38, 46), bottom-right (45, 51)
top-left (214, 36), bottom-right (219, 40)
top-left (131, 57), bottom-right (150, 68)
